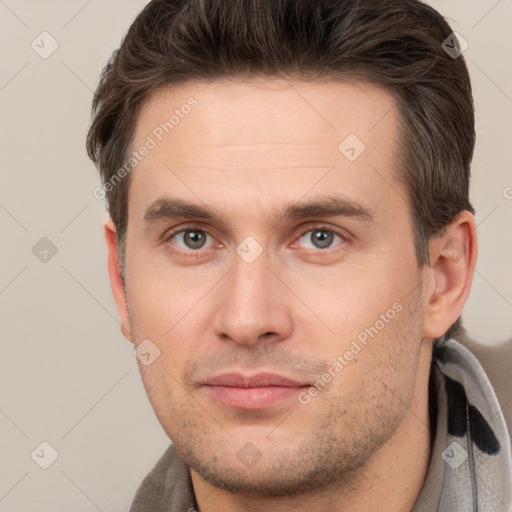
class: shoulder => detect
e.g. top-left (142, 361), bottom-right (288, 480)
top-left (454, 327), bottom-right (512, 436)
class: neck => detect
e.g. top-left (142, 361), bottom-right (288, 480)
top-left (191, 341), bottom-right (434, 512)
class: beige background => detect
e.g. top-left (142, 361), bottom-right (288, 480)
top-left (1, 1), bottom-right (511, 510)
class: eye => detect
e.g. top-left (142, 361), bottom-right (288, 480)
top-left (296, 228), bottom-right (346, 250)
top-left (167, 228), bottom-right (216, 251)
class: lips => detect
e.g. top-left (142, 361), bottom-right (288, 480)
top-left (201, 372), bottom-right (310, 410)
top-left (202, 372), bottom-right (307, 388)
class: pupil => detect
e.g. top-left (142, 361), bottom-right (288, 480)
top-left (313, 230), bottom-right (333, 249)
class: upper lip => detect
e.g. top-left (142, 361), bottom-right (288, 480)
top-left (201, 372), bottom-right (309, 388)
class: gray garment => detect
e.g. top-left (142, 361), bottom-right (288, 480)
top-left (129, 339), bottom-right (512, 512)
top-left (129, 446), bottom-right (197, 512)
top-left (412, 339), bottom-right (512, 511)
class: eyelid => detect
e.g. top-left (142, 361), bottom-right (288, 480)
top-left (290, 223), bottom-right (350, 250)
top-left (163, 223), bottom-right (213, 240)
top-left (164, 224), bottom-right (220, 251)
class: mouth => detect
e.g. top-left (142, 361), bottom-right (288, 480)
top-left (200, 372), bottom-right (311, 410)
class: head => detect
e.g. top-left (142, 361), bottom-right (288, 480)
top-left (87, 0), bottom-right (477, 500)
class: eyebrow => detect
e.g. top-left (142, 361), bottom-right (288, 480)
top-left (143, 195), bottom-right (375, 228)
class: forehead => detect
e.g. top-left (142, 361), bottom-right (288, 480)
top-left (128, 78), bottom-right (406, 222)
top-left (134, 77), bottom-right (399, 152)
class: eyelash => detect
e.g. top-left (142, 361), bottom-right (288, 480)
top-left (163, 224), bottom-right (349, 254)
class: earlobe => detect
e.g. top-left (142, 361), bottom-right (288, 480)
top-left (104, 219), bottom-right (133, 343)
top-left (423, 211), bottom-right (478, 339)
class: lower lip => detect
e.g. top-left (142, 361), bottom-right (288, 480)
top-left (204, 385), bottom-right (307, 409)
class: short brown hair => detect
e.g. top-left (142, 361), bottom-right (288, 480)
top-left (87, 0), bottom-right (475, 339)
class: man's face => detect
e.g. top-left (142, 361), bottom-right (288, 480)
top-left (121, 78), bottom-right (432, 495)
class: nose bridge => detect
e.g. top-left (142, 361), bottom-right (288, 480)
top-left (213, 248), bottom-right (292, 346)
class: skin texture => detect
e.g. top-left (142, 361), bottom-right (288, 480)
top-left (105, 78), bottom-right (477, 511)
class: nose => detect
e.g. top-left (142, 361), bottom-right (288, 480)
top-left (212, 252), bottom-right (293, 347)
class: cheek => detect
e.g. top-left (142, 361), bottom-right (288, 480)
top-left (297, 268), bottom-right (407, 334)
top-left (297, 266), bottom-right (421, 383)
top-left (125, 276), bottom-right (197, 400)
top-left (126, 263), bottom-right (201, 334)
top-left (137, 361), bottom-right (201, 442)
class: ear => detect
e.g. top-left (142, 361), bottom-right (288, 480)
top-left (422, 211), bottom-right (478, 339)
top-left (104, 219), bottom-right (133, 343)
